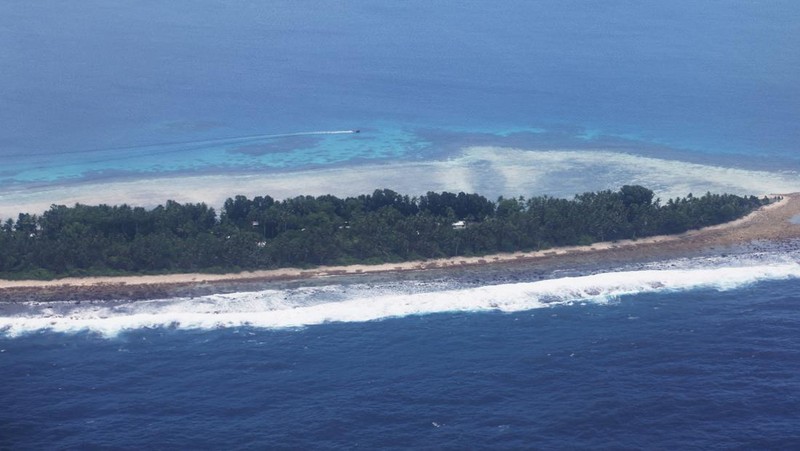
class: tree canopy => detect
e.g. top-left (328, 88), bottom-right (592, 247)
top-left (0, 186), bottom-right (770, 279)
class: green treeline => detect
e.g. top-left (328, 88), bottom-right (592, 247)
top-left (0, 186), bottom-right (769, 279)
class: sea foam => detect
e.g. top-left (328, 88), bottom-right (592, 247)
top-left (2, 261), bottom-right (799, 338)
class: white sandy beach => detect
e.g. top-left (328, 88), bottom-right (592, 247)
top-left (2, 147), bottom-right (800, 218)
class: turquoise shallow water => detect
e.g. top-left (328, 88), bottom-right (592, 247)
top-left (2, 2), bottom-right (800, 448)
top-left (1, 0), bottom-right (799, 188)
top-left (2, 126), bottom-right (426, 184)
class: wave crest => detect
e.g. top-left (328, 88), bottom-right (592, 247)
top-left (2, 263), bottom-right (799, 338)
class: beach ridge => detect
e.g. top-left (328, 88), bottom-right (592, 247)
top-left (1, 193), bottom-right (798, 298)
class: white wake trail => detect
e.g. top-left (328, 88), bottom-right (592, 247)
top-left (206, 129), bottom-right (358, 143)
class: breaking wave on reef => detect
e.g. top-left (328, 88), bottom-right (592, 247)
top-left (2, 256), bottom-right (799, 338)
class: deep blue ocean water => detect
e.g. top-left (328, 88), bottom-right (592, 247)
top-left (3, 1), bottom-right (800, 448)
top-left (3, 256), bottom-right (800, 448)
top-left (3, 279), bottom-right (800, 449)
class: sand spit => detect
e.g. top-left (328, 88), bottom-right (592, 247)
top-left (1, 193), bottom-right (799, 302)
top-left (3, 147), bottom-right (800, 219)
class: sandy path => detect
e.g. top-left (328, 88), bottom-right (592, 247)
top-left (1, 194), bottom-right (799, 295)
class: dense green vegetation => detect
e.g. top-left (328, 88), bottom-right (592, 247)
top-left (0, 186), bottom-right (769, 279)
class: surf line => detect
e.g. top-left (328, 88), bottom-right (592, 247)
top-left (14, 129), bottom-right (362, 159)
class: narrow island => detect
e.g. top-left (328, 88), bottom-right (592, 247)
top-left (1, 185), bottom-right (798, 302)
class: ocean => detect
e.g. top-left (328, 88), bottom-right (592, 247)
top-left (2, 1), bottom-right (800, 448)
top-left (3, 253), bottom-right (800, 448)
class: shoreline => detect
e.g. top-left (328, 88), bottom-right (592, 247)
top-left (2, 193), bottom-right (799, 302)
top-left (4, 147), bottom-right (800, 220)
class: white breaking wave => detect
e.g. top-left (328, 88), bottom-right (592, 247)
top-left (2, 262), bottom-right (799, 338)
